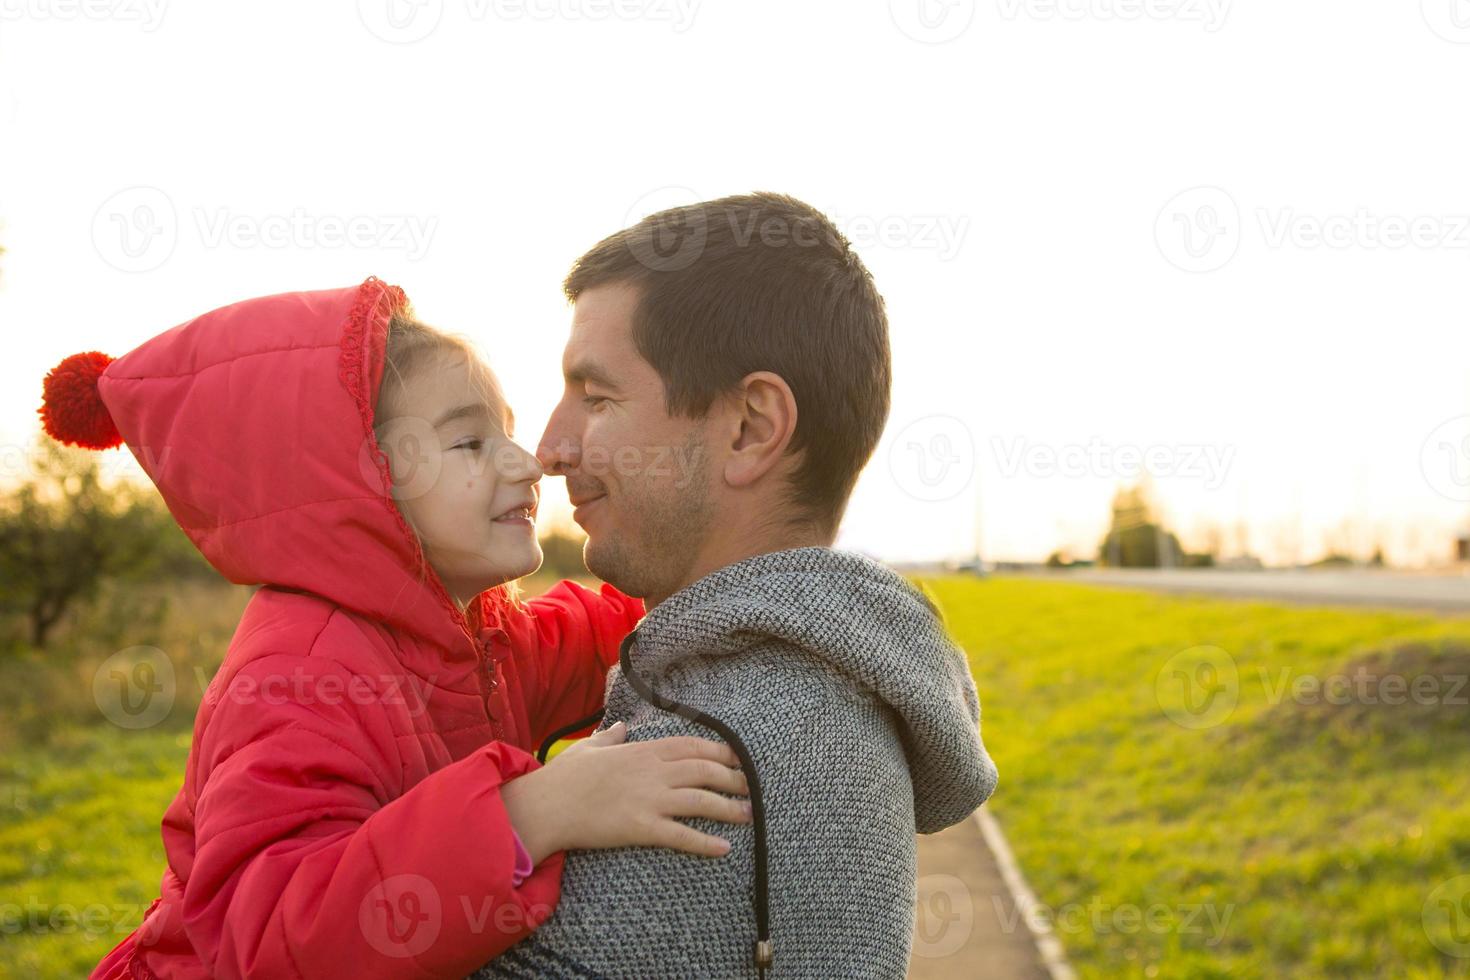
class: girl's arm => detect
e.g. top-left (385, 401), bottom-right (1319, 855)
top-left (506, 580), bottom-right (645, 750)
top-left (183, 654), bottom-right (559, 980)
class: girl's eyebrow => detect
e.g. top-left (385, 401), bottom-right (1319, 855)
top-left (433, 403), bottom-right (489, 428)
top-left (433, 402), bottom-right (515, 436)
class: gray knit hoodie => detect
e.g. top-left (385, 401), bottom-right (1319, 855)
top-left (474, 547), bottom-right (998, 979)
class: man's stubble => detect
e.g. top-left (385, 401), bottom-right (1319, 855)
top-left (583, 428), bottom-right (712, 604)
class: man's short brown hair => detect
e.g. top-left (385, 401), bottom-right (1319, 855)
top-left (564, 192), bottom-right (891, 534)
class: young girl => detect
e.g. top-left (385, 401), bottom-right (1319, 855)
top-left (41, 278), bottom-right (751, 980)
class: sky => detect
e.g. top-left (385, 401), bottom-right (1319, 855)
top-left (2, 0), bottom-right (1469, 567)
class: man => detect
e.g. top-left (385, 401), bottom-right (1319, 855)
top-left (477, 193), bottom-right (997, 978)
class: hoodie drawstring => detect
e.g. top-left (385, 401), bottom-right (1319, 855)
top-left (530, 632), bottom-right (776, 978)
top-left (615, 631), bottom-right (775, 978)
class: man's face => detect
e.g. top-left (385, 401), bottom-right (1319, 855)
top-left (538, 283), bottom-right (713, 600)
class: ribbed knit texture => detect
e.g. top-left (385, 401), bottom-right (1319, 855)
top-left (474, 547), bottom-right (998, 979)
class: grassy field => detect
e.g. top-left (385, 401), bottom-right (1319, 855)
top-left (1, 726), bottom-right (191, 977)
top-left (1, 579), bottom-right (252, 977)
top-left (922, 575), bottom-right (1470, 979)
top-left (4, 575), bottom-right (1469, 977)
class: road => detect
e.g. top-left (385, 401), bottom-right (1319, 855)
top-left (908, 812), bottom-right (1057, 979)
top-left (1043, 567), bottom-right (1470, 613)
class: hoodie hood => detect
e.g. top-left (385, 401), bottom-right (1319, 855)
top-left (46, 277), bottom-right (505, 663)
top-left (630, 546), bottom-right (996, 833)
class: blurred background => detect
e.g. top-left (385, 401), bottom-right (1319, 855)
top-left (2, 1), bottom-right (1469, 977)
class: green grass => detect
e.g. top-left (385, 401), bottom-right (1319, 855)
top-left (0, 726), bottom-right (190, 978)
top-left (922, 576), bottom-right (1470, 979)
top-left (0, 579), bottom-right (249, 978)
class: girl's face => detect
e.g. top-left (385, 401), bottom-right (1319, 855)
top-left (377, 348), bottom-right (544, 606)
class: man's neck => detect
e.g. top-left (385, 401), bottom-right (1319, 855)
top-left (643, 520), bottom-right (830, 611)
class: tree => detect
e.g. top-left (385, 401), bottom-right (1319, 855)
top-left (1097, 482), bottom-right (1183, 568)
top-left (0, 439), bottom-right (197, 648)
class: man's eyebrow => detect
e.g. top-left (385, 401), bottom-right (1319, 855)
top-left (564, 359), bottom-right (621, 391)
top-left (432, 403), bottom-right (491, 428)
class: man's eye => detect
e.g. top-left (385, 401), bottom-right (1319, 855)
top-left (582, 396), bottom-right (608, 410)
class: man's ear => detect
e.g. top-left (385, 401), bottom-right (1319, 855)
top-left (721, 371), bottom-right (799, 489)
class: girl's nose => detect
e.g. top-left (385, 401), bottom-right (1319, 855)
top-left (521, 447), bottom-right (544, 483)
top-left (512, 443), bottom-right (544, 484)
top-left (537, 408), bottom-right (580, 474)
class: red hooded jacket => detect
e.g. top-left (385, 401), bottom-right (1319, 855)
top-left (50, 279), bottom-right (644, 979)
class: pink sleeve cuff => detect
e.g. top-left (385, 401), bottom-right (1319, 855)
top-left (510, 829), bottom-right (535, 887)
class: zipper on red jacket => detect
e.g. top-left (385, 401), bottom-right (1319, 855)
top-left (475, 631), bottom-right (508, 743)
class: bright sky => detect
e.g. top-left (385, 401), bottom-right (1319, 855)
top-left (2, 1), bottom-right (1469, 567)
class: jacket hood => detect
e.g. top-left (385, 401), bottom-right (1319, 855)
top-left (54, 277), bottom-right (506, 661)
top-left (631, 546), bottom-right (997, 833)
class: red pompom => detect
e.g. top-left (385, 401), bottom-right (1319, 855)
top-left (39, 351), bottom-right (121, 450)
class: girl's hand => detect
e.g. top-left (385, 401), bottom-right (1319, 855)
top-left (501, 721), bottom-right (751, 863)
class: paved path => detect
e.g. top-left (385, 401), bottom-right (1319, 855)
top-left (1047, 568), bottom-right (1470, 613)
top-left (908, 811), bottom-right (1057, 979)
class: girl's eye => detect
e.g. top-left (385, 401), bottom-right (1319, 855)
top-left (455, 438), bottom-right (485, 452)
